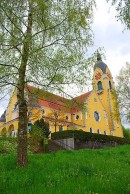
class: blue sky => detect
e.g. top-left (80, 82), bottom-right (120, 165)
top-left (0, 1), bottom-right (130, 120)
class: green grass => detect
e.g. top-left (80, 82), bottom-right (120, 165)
top-left (0, 145), bottom-right (130, 194)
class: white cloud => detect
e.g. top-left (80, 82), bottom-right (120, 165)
top-left (92, 0), bottom-right (130, 81)
top-left (0, 107), bottom-right (5, 117)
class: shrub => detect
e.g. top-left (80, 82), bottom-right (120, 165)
top-left (30, 124), bottom-right (44, 142)
top-left (1, 127), bottom-right (7, 137)
top-left (122, 126), bottom-right (130, 139)
top-left (51, 130), bottom-right (130, 145)
top-left (0, 137), bottom-right (17, 154)
top-left (33, 119), bottom-right (50, 138)
top-left (29, 119), bottom-right (51, 153)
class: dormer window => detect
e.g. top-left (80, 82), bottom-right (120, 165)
top-left (97, 81), bottom-right (103, 91)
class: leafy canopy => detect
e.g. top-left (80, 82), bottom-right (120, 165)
top-left (116, 62), bottom-right (130, 123)
top-left (0, 0), bottom-right (96, 96)
top-left (107, 0), bottom-right (130, 29)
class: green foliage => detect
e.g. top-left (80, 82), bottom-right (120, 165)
top-left (30, 124), bottom-right (44, 142)
top-left (116, 62), bottom-right (130, 123)
top-left (0, 0), bottom-right (96, 165)
top-left (51, 130), bottom-right (130, 145)
top-left (0, 145), bottom-right (130, 193)
top-left (34, 119), bottom-right (50, 138)
top-left (1, 127), bottom-right (7, 137)
top-left (111, 89), bottom-right (121, 122)
top-left (0, 0), bottom-right (96, 95)
top-left (107, 0), bottom-right (130, 29)
top-left (0, 137), bottom-right (17, 154)
top-left (122, 126), bottom-right (130, 139)
top-left (30, 119), bottom-right (50, 153)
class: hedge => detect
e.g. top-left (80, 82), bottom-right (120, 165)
top-left (51, 130), bottom-right (130, 145)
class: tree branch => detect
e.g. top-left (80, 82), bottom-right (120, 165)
top-left (1, 6), bottom-right (25, 36)
top-left (0, 63), bottom-right (19, 70)
top-left (32, 17), bottom-right (67, 38)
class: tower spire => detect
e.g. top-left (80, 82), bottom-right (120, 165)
top-left (97, 50), bottom-right (102, 61)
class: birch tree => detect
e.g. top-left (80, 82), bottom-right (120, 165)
top-left (107, 0), bottom-right (130, 29)
top-left (0, 0), bottom-right (95, 166)
top-left (116, 62), bottom-right (130, 123)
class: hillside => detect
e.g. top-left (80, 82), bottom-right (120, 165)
top-left (0, 145), bottom-right (130, 194)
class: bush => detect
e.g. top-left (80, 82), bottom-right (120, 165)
top-left (51, 130), bottom-right (130, 145)
top-left (0, 137), bottom-right (17, 154)
top-left (30, 125), bottom-right (44, 142)
top-left (1, 127), bottom-right (7, 137)
top-left (122, 126), bottom-right (130, 139)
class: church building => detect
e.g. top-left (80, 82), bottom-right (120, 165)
top-left (0, 53), bottom-right (123, 137)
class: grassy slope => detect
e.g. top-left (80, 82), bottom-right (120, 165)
top-left (0, 145), bottom-right (130, 194)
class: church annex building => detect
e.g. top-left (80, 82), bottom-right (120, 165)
top-left (0, 55), bottom-right (123, 138)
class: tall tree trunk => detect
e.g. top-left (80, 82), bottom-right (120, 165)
top-left (17, 2), bottom-right (32, 167)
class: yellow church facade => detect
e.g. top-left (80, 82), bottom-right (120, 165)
top-left (0, 55), bottom-right (123, 137)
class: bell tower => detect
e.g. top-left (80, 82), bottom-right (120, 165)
top-left (93, 51), bottom-right (116, 134)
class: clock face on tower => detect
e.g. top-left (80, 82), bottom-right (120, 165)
top-left (95, 72), bottom-right (101, 80)
top-left (107, 73), bottom-right (111, 79)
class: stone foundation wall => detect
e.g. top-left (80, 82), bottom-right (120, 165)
top-left (54, 138), bottom-right (74, 150)
top-left (54, 138), bottom-right (118, 150)
top-left (74, 139), bottom-right (117, 149)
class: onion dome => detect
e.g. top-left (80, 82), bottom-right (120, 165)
top-left (94, 51), bottom-right (108, 73)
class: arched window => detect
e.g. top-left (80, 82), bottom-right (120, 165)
top-left (109, 81), bottom-right (112, 89)
top-left (97, 129), bottom-right (100, 134)
top-left (97, 81), bottom-right (103, 90)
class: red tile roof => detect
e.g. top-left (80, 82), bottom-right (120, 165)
top-left (73, 91), bottom-right (91, 104)
top-left (25, 85), bottom-right (91, 113)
